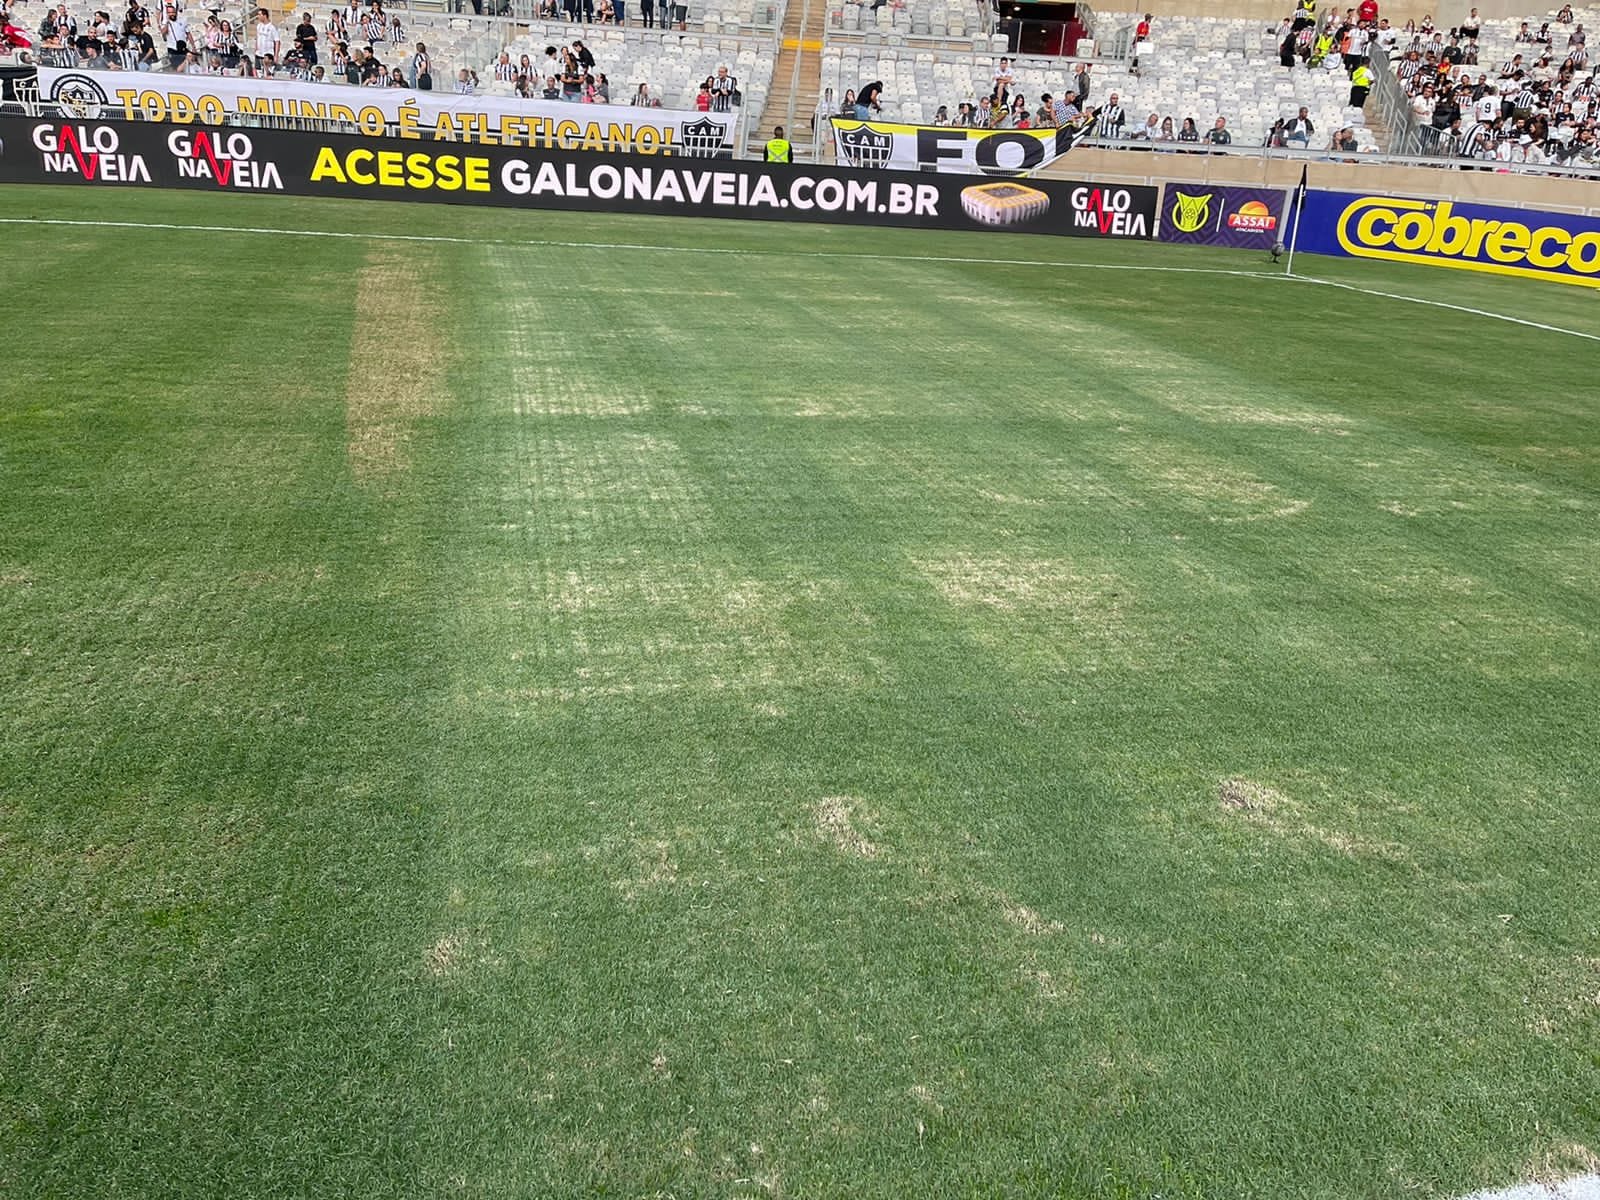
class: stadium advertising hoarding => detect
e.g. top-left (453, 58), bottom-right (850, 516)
top-left (829, 116), bottom-right (1088, 176)
top-left (1159, 185), bottom-right (1288, 249)
top-left (35, 65), bottom-right (735, 155)
top-left (1295, 188), bottom-right (1600, 289)
top-left (0, 116), bottom-right (1157, 239)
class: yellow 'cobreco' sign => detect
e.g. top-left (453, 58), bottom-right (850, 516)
top-left (1334, 195), bottom-right (1600, 287)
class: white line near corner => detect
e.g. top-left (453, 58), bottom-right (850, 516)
top-left (3, 215), bottom-right (1597, 343)
top-left (1456, 1173), bottom-right (1600, 1200)
top-left (1287, 272), bottom-right (1600, 344)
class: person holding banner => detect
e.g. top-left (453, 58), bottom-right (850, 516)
top-left (855, 80), bottom-right (883, 120)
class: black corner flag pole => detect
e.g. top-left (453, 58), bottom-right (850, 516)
top-left (1284, 163), bottom-right (1309, 277)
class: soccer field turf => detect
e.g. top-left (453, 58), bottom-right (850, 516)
top-left (1, 186), bottom-right (1597, 1199)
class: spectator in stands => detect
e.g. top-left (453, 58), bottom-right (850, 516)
top-left (1132, 111), bottom-right (1160, 139)
top-left (219, 19), bottom-right (240, 68)
top-left (992, 56), bottom-right (1013, 89)
top-left (251, 7), bottom-right (278, 71)
top-left (293, 11), bottom-right (316, 65)
top-left (1285, 105), bottom-right (1314, 145)
top-left (1205, 115), bottom-right (1231, 144)
top-left (493, 52), bottom-right (513, 81)
top-left (1177, 116), bottom-right (1199, 143)
top-left (1098, 91), bottom-right (1125, 138)
top-left (711, 63), bottom-right (736, 111)
top-left (456, 67), bottom-right (476, 93)
top-left (695, 79), bottom-right (711, 110)
top-left (640, 0), bottom-right (654, 26)
top-left (856, 79), bottom-right (882, 120)
top-left (813, 87), bottom-right (834, 132)
top-left (560, 48), bottom-right (581, 99)
top-left (1074, 61), bottom-right (1090, 103)
top-left (1050, 90), bottom-right (1076, 126)
top-left (953, 100), bottom-right (973, 126)
top-left (598, 0), bottom-right (614, 22)
top-left (933, 104), bottom-right (950, 125)
top-left (1157, 115), bottom-right (1175, 141)
top-left (156, 2), bottom-right (185, 66)
top-left (127, 18), bottom-right (154, 66)
top-left (409, 40), bottom-right (429, 89)
top-left (840, 87), bottom-right (855, 116)
top-left (572, 38), bottom-right (594, 71)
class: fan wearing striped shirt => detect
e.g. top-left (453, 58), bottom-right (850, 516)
top-left (1096, 92), bottom-right (1125, 139)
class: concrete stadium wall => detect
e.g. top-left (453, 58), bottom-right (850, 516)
top-left (1042, 148), bottom-right (1600, 215)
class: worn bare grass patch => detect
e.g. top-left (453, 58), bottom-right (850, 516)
top-left (1523, 956), bottom-right (1600, 1037)
top-left (1157, 465), bottom-right (1310, 522)
top-left (346, 246), bottom-right (447, 483)
top-left (813, 797), bottom-right (880, 859)
top-left (1218, 777), bottom-right (1409, 862)
top-left (423, 928), bottom-right (499, 980)
top-left (465, 564), bottom-right (879, 708)
top-left (1524, 1142), bottom-right (1600, 1187)
top-left (1162, 397), bottom-right (1355, 435)
top-left (916, 554), bottom-right (1124, 619)
top-left (995, 891), bottom-right (1064, 935)
top-left (614, 839), bottom-right (680, 901)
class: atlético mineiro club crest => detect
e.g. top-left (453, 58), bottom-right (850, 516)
top-left (838, 127), bottom-right (893, 169)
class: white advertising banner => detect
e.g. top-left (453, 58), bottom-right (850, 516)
top-left (37, 66), bottom-right (736, 154)
top-left (830, 116), bottom-right (1092, 175)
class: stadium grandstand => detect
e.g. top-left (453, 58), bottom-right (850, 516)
top-left (0, 0), bottom-right (1595, 171)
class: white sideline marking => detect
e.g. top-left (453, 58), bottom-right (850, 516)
top-left (1289, 273), bottom-right (1600, 344)
top-left (0, 216), bottom-right (1259, 275)
top-left (1456, 1174), bottom-right (1600, 1200)
top-left (4, 216), bottom-right (1597, 343)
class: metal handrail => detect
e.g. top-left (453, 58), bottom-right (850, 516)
top-left (780, 0), bottom-right (808, 146)
top-left (1068, 134), bottom-right (1600, 189)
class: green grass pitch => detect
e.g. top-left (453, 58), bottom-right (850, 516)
top-left (1, 185), bottom-right (1597, 1199)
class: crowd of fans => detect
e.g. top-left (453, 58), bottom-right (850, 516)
top-left (1390, 9), bottom-right (1597, 167)
top-left (4, 0), bottom-right (1597, 171)
top-left (839, 9), bottom-right (1361, 154)
top-left (1, 0), bottom-right (726, 103)
top-left (1268, 1), bottom-right (1596, 167)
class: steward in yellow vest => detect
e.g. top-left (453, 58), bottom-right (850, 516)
top-left (764, 125), bottom-right (792, 162)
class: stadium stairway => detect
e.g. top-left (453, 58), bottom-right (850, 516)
top-left (756, 0), bottom-right (824, 156)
